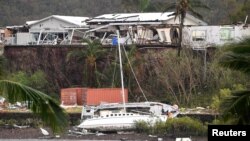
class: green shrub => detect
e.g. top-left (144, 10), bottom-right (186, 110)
top-left (0, 119), bottom-right (4, 125)
top-left (134, 120), bottom-right (150, 133)
top-left (211, 88), bottom-right (231, 111)
top-left (7, 70), bottom-right (49, 93)
top-left (0, 118), bottom-right (43, 127)
top-left (5, 119), bottom-right (17, 125)
top-left (135, 117), bottom-right (206, 136)
top-left (152, 120), bottom-right (166, 134)
top-left (211, 113), bottom-right (239, 125)
top-left (165, 117), bottom-right (207, 136)
top-left (211, 84), bottom-right (246, 111)
top-left (135, 120), bottom-right (167, 134)
top-left (19, 118), bottom-right (43, 127)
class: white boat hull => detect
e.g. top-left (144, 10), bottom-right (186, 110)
top-left (78, 114), bottom-right (167, 131)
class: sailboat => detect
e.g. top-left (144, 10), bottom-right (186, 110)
top-left (77, 30), bottom-right (179, 132)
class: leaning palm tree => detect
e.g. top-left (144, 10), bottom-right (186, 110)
top-left (164, 0), bottom-right (209, 56)
top-left (219, 38), bottom-right (250, 124)
top-left (0, 56), bottom-right (68, 133)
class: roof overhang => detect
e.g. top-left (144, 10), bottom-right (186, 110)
top-left (28, 15), bottom-right (89, 27)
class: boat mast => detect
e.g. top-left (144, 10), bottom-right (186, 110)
top-left (116, 30), bottom-right (126, 112)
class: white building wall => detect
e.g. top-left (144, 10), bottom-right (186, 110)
top-left (16, 33), bottom-right (34, 45)
top-left (239, 26), bottom-right (250, 38)
top-left (28, 18), bottom-right (78, 45)
top-left (29, 18), bottom-right (73, 33)
top-left (182, 24), bottom-right (250, 48)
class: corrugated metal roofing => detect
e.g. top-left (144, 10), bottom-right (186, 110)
top-left (88, 12), bottom-right (175, 23)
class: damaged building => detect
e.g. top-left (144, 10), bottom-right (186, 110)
top-left (1, 13), bottom-right (249, 49)
top-left (2, 15), bottom-right (89, 45)
top-left (84, 12), bottom-right (207, 47)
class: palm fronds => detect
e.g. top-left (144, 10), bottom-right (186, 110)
top-left (219, 38), bottom-right (250, 124)
top-left (0, 80), bottom-right (68, 133)
top-left (220, 90), bottom-right (250, 124)
top-left (67, 38), bottom-right (107, 87)
top-left (219, 38), bottom-right (250, 74)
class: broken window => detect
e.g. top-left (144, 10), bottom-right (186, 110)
top-left (220, 27), bottom-right (234, 40)
top-left (192, 30), bottom-right (206, 41)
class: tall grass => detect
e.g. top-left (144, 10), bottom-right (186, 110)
top-left (135, 116), bottom-right (207, 136)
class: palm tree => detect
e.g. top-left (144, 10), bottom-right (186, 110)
top-left (111, 44), bottom-right (147, 102)
top-left (164, 0), bottom-right (209, 56)
top-left (219, 38), bottom-right (250, 124)
top-left (67, 39), bottom-right (107, 87)
top-left (0, 56), bottom-right (68, 133)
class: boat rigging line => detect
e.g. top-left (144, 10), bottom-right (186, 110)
top-left (121, 44), bottom-right (148, 102)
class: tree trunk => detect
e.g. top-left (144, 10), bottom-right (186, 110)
top-left (177, 14), bottom-right (185, 56)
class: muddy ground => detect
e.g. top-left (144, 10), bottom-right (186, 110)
top-left (0, 126), bottom-right (207, 141)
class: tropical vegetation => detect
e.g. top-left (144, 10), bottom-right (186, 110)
top-left (0, 56), bottom-right (68, 134)
top-left (218, 38), bottom-right (250, 124)
top-left (67, 39), bottom-right (107, 87)
top-left (4, 43), bottom-right (249, 108)
top-left (135, 116), bottom-right (207, 136)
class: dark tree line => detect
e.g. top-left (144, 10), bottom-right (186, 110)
top-left (0, 0), bottom-right (249, 26)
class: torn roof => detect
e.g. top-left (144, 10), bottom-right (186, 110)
top-left (87, 12), bottom-right (208, 26)
top-left (87, 12), bottom-right (175, 23)
top-left (27, 15), bottom-right (89, 27)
